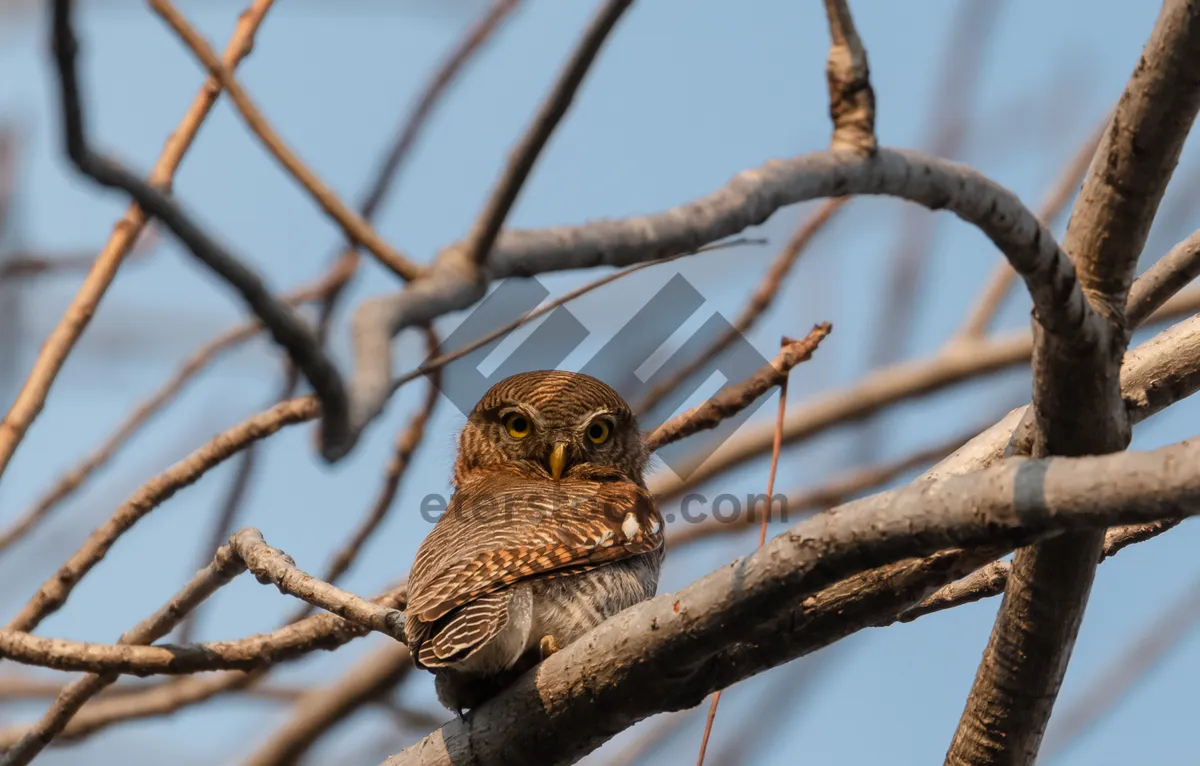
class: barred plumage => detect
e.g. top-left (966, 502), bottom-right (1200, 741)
top-left (403, 371), bottom-right (664, 713)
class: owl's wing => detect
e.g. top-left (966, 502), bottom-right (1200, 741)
top-left (406, 472), bottom-right (663, 626)
top-left (420, 590), bottom-right (511, 667)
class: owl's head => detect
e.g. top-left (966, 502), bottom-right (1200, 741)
top-left (455, 370), bottom-right (648, 486)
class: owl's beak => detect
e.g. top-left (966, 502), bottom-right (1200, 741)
top-left (548, 441), bottom-right (568, 480)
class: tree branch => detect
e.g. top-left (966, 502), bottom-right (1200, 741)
top-left (948, 3), bottom-right (1200, 761)
top-left (644, 324), bottom-right (832, 451)
top-left (43, 0), bottom-right (350, 462)
top-left (0, 543), bottom-right (246, 765)
top-left (146, 0), bottom-right (420, 281)
top-left (336, 147), bottom-right (1100, 461)
top-left (0, 0), bottom-right (274, 486)
top-left (386, 436), bottom-right (1200, 766)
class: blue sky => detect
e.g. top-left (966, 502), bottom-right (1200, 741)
top-left (1, 1), bottom-right (1198, 764)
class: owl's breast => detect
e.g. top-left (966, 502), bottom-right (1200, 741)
top-left (530, 551), bottom-right (662, 647)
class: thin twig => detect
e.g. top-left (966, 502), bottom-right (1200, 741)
top-left (0, 544), bottom-right (246, 765)
top-left (695, 340), bottom-right (792, 765)
top-left (146, 0), bottom-right (420, 281)
top-left (637, 199), bottom-right (845, 415)
top-left (645, 324), bottom-right (831, 451)
top-left (46, 0), bottom-right (349, 463)
top-left (0, 0), bottom-right (275, 487)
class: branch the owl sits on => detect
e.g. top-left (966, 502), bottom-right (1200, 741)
top-left (404, 370), bottom-right (665, 714)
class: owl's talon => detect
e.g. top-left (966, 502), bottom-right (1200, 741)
top-left (539, 634), bottom-right (561, 660)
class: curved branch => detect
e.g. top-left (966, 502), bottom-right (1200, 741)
top-left (335, 147), bottom-right (1100, 460)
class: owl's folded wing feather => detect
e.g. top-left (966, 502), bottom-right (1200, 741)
top-left (406, 474), bottom-right (663, 626)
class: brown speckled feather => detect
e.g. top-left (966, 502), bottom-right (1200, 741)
top-left (406, 467), bottom-right (662, 661)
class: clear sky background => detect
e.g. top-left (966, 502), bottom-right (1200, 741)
top-left (1, 1), bottom-right (1199, 764)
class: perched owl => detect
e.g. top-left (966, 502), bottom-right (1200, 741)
top-left (404, 370), bottom-right (665, 713)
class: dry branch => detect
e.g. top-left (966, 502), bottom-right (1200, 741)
top-left (0, 544), bottom-right (246, 765)
top-left (645, 324), bottom-right (832, 451)
top-left (228, 529), bottom-right (406, 641)
top-left (386, 436), bottom-right (1200, 766)
top-left (339, 147), bottom-right (1099, 461)
top-left (146, 0), bottom-right (420, 281)
top-left (948, 3), bottom-right (1200, 761)
top-left (0, 0), bottom-right (274, 486)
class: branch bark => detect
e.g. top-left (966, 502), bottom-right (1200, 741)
top-left (947, 3), bottom-right (1200, 762)
top-left (337, 147), bottom-right (1100, 461)
top-left (0, 0), bottom-right (274, 486)
top-left (386, 436), bottom-right (1200, 766)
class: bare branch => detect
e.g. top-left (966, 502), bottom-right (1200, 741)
top-left (228, 529), bottom-right (406, 641)
top-left (385, 436), bottom-right (1200, 766)
top-left (0, 0), bottom-right (274, 487)
top-left (0, 544), bottom-right (245, 765)
top-left (645, 324), bottom-right (832, 451)
top-left (338, 147), bottom-right (1098, 461)
top-left (1126, 228), bottom-right (1200, 325)
top-left (6, 397), bottom-right (318, 634)
top-left (145, 0), bottom-right (420, 281)
top-left (822, 0), bottom-right (875, 154)
top-left (637, 199), bottom-right (846, 415)
top-left (948, 2), bottom-right (1200, 760)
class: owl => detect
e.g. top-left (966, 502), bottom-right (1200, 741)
top-left (404, 370), bottom-right (665, 713)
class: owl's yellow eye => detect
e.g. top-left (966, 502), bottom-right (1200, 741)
top-left (586, 419), bottom-right (611, 445)
top-left (504, 413), bottom-right (531, 439)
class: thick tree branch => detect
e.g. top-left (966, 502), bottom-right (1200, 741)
top-left (948, 3), bottom-right (1200, 761)
top-left (386, 437), bottom-right (1200, 766)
